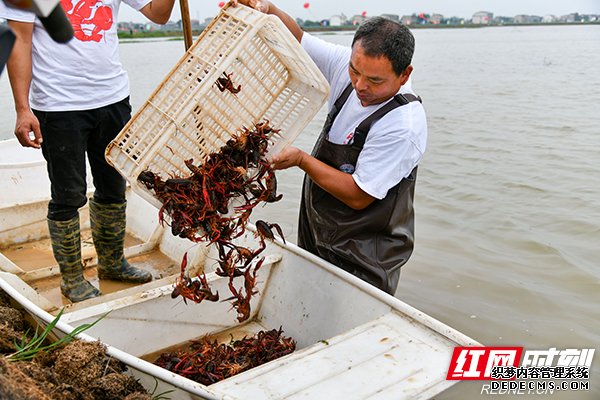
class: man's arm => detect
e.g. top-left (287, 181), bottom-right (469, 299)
top-left (236, 0), bottom-right (303, 42)
top-left (271, 146), bottom-right (376, 210)
top-left (139, 0), bottom-right (175, 24)
top-left (237, 1), bottom-right (371, 208)
top-left (7, 20), bottom-right (42, 148)
top-left (236, 1), bottom-right (372, 208)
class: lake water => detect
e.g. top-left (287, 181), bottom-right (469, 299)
top-left (1, 25), bottom-right (599, 398)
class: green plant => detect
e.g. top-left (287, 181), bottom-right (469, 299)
top-left (150, 377), bottom-right (175, 400)
top-left (8, 308), bottom-right (107, 361)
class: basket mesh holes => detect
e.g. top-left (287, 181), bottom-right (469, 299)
top-left (289, 92), bottom-right (300, 104)
top-left (107, 6), bottom-right (328, 199)
top-left (198, 137), bottom-right (207, 154)
top-left (247, 58), bottom-right (258, 72)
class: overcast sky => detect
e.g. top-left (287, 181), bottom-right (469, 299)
top-left (119, 0), bottom-right (600, 24)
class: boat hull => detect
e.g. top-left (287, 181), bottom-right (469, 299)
top-left (0, 137), bottom-right (480, 399)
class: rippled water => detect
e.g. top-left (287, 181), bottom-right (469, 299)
top-left (1, 25), bottom-right (599, 398)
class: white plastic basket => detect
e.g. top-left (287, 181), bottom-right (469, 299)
top-left (106, 3), bottom-right (329, 209)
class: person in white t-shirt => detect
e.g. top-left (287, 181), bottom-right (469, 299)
top-left (0, 0), bottom-right (176, 302)
top-left (237, 0), bottom-right (427, 295)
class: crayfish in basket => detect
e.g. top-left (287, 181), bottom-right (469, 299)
top-left (139, 121), bottom-right (286, 322)
top-left (215, 71), bottom-right (241, 95)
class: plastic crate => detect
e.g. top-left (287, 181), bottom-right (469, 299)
top-left (106, 3), bottom-right (329, 209)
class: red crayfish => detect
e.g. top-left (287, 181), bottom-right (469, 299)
top-left (139, 120), bottom-right (285, 322)
top-left (215, 71), bottom-right (241, 94)
top-left (153, 327), bottom-right (296, 385)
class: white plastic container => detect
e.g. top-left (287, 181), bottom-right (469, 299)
top-left (106, 4), bottom-right (329, 209)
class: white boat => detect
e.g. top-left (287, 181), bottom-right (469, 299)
top-left (0, 138), bottom-right (480, 399)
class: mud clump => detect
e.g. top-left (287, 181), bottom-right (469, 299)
top-left (0, 290), bottom-right (151, 399)
top-left (0, 321), bottom-right (23, 352)
top-left (54, 340), bottom-right (109, 387)
top-left (0, 303), bottom-right (26, 352)
top-left (0, 357), bottom-right (51, 400)
top-left (90, 372), bottom-right (149, 400)
top-left (0, 305), bottom-right (25, 331)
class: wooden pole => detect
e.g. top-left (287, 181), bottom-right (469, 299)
top-left (179, 0), bottom-right (193, 50)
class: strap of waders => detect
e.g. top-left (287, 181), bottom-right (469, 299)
top-left (352, 90), bottom-right (422, 151)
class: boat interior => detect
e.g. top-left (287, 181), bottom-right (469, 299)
top-left (0, 140), bottom-right (477, 398)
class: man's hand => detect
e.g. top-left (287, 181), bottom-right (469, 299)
top-left (271, 145), bottom-right (375, 210)
top-left (14, 109), bottom-right (42, 148)
top-left (270, 146), bottom-right (305, 170)
top-left (233, 0), bottom-right (303, 42)
top-left (233, 0), bottom-right (270, 14)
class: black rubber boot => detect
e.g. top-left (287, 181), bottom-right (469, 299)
top-left (89, 199), bottom-right (152, 283)
top-left (48, 216), bottom-right (102, 302)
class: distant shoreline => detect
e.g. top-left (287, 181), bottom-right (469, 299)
top-left (308, 21), bottom-right (598, 31)
top-left (117, 21), bottom-right (599, 39)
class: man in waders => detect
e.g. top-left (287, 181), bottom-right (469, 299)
top-left (237, 0), bottom-right (427, 295)
top-left (1, 0), bottom-right (176, 302)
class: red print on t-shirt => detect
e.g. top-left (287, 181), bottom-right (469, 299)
top-left (61, 0), bottom-right (113, 42)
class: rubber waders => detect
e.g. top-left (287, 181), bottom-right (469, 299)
top-left (89, 199), bottom-right (152, 283)
top-left (48, 216), bottom-right (101, 302)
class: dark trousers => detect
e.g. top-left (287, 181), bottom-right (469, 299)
top-left (34, 97), bottom-right (131, 221)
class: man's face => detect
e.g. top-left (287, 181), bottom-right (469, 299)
top-left (348, 41), bottom-right (412, 107)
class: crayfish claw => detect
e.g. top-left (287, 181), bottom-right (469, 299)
top-left (255, 220), bottom-right (285, 243)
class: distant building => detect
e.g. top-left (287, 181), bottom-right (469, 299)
top-left (189, 19), bottom-right (202, 30)
top-left (351, 14), bottom-right (367, 26)
top-left (429, 14), bottom-right (444, 24)
top-left (118, 21), bottom-right (152, 32)
top-left (401, 15), bottom-right (418, 25)
top-left (381, 14), bottom-right (399, 22)
top-left (416, 13), bottom-right (430, 24)
top-left (561, 13), bottom-right (580, 22)
top-left (444, 16), bottom-right (465, 25)
top-left (542, 15), bottom-right (558, 23)
top-left (493, 16), bottom-right (513, 25)
top-left (513, 14), bottom-right (526, 23)
top-left (472, 11), bottom-right (493, 24)
top-left (162, 21), bottom-right (180, 31)
top-left (329, 13), bottom-right (348, 26)
top-left (514, 14), bottom-right (542, 24)
top-left (117, 21), bottom-right (131, 32)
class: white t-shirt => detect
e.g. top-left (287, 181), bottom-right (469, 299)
top-left (302, 33), bottom-right (428, 200)
top-left (0, 0), bottom-right (150, 111)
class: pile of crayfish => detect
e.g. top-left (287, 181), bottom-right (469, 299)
top-left (138, 120), bottom-right (285, 322)
top-left (154, 328), bottom-right (296, 385)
